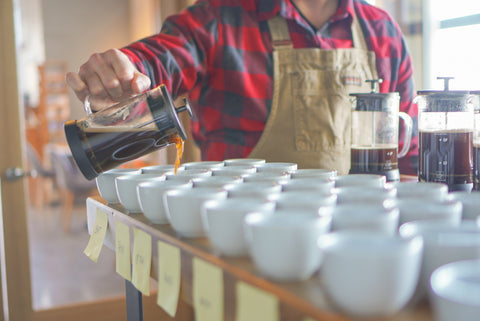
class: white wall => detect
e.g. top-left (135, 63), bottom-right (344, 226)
top-left (18, 0), bottom-right (45, 107)
top-left (41, 0), bottom-right (131, 119)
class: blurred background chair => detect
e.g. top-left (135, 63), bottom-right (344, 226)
top-left (49, 148), bottom-right (97, 233)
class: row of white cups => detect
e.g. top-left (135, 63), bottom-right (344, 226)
top-left (94, 159), bottom-right (480, 320)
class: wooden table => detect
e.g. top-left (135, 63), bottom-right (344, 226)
top-left (86, 194), bottom-right (431, 321)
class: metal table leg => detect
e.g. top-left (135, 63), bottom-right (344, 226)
top-left (125, 279), bottom-right (143, 321)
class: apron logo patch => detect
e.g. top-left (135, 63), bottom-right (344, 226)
top-left (342, 76), bottom-right (362, 86)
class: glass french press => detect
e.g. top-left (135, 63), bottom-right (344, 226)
top-left (349, 79), bottom-right (412, 182)
top-left (64, 84), bottom-right (193, 180)
top-left (416, 77), bottom-right (477, 192)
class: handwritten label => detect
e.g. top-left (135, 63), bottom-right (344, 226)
top-left (236, 282), bottom-right (279, 321)
top-left (131, 227), bottom-right (152, 295)
top-left (83, 208), bottom-right (108, 262)
top-left (115, 221), bottom-right (131, 281)
top-left (156, 241), bottom-right (181, 317)
top-left (193, 258), bottom-right (223, 321)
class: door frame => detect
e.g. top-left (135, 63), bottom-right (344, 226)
top-left (0, 0), bottom-right (32, 319)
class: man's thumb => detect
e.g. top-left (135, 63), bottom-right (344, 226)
top-left (132, 72), bottom-right (151, 93)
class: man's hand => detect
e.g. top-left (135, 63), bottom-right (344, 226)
top-left (66, 48), bottom-right (151, 111)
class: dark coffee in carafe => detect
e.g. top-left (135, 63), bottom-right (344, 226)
top-left (419, 130), bottom-right (473, 191)
top-left (67, 123), bottom-right (181, 175)
top-left (350, 145), bottom-right (398, 178)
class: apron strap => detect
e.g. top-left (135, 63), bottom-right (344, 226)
top-left (351, 14), bottom-right (368, 51)
top-left (267, 15), bottom-right (293, 48)
top-left (267, 12), bottom-right (369, 51)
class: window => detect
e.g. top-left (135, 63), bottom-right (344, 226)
top-left (425, 0), bottom-right (480, 90)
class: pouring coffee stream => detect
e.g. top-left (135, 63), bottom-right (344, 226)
top-left (64, 85), bottom-right (193, 180)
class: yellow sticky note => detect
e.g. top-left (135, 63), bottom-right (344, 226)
top-left (115, 221), bottom-right (131, 281)
top-left (83, 208), bottom-right (108, 263)
top-left (236, 282), bottom-right (279, 321)
top-left (131, 227), bottom-right (152, 295)
top-left (156, 241), bottom-right (181, 317)
top-left (303, 318), bottom-right (319, 321)
top-left (193, 258), bottom-right (223, 321)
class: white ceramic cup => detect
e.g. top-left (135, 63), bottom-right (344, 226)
top-left (164, 187), bottom-right (228, 237)
top-left (333, 174), bottom-right (386, 188)
top-left (399, 220), bottom-right (480, 303)
top-left (192, 176), bottom-right (243, 189)
top-left (243, 171), bottom-right (291, 185)
top-left (115, 173), bottom-right (165, 213)
top-left (211, 165), bottom-right (256, 178)
top-left (201, 198), bottom-right (276, 257)
top-left (255, 162), bottom-right (298, 174)
top-left (95, 168), bottom-right (141, 203)
top-left (181, 161), bottom-right (225, 171)
top-left (227, 181), bottom-right (283, 199)
top-left (165, 168), bottom-right (212, 182)
top-left (430, 259), bottom-right (480, 321)
top-left (244, 211), bottom-right (332, 281)
top-left (140, 164), bottom-right (177, 175)
top-left (449, 191), bottom-right (480, 220)
top-left (291, 168), bottom-right (337, 180)
top-left (273, 191), bottom-right (337, 213)
top-left (317, 232), bottom-right (423, 318)
top-left (137, 180), bottom-right (192, 224)
top-left (395, 198), bottom-right (463, 225)
top-left (395, 182), bottom-right (449, 201)
top-left (330, 204), bottom-right (400, 236)
top-left (282, 178), bottom-right (335, 193)
top-left (223, 158), bottom-right (266, 167)
top-left (333, 184), bottom-right (397, 205)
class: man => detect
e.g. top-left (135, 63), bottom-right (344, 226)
top-left (66, 0), bottom-right (418, 175)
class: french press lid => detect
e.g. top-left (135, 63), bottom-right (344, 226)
top-left (416, 77), bottom-right (473, 112)
top-left (349, 79), bottom-right (400, 112)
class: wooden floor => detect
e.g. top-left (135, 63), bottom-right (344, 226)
top-left (27, 200), bottom-right (125, 310)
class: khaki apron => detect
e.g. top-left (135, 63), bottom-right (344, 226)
top-left (249, 14), bottom-right (378, 174)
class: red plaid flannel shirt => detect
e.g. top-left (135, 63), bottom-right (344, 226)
top-left (121, 0), bottom-right (419, 174)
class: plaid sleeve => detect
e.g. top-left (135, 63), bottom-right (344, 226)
top-left (120, 1), bottom-right (218, 99)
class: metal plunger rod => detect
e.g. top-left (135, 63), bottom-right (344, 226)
top-left (437, 76), bottom-right (454, 91)
top-left (175, 98), bottom-right (193, 118)
top-left (366, 78), bottom-right (383, 93)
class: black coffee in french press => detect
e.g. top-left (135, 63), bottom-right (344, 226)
top-left (64, 85), bottom-right (193, 180)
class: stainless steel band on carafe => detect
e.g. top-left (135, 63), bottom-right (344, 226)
top-left (64, 85), bottom-right (192, 180)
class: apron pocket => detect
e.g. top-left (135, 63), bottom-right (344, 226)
top-left (291, 69), bottom-right (351, 153)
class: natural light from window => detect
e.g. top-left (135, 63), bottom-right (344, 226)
top-left (428, 1), bottom-right (480, 90)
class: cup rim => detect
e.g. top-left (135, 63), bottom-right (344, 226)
top-left (244, 211), bottom-right (332, 229)
top-left (430, 259), bottom-right (480, 306)
top-left (317, 231), bottom-right (423, 256)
